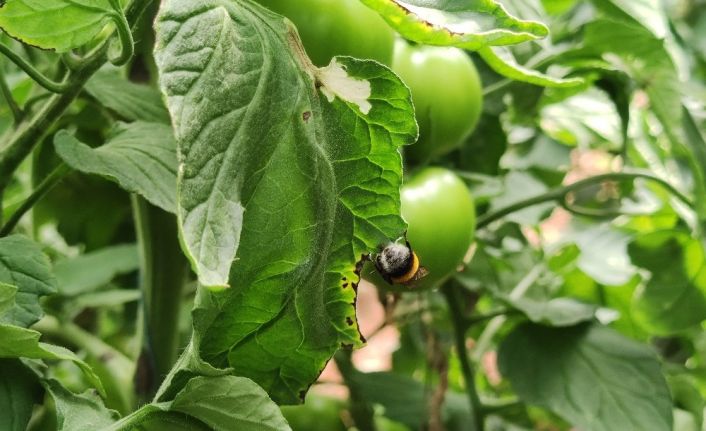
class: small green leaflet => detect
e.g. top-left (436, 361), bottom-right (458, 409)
top-left (0, 235), bottom-right (57, 328)
top-left (155, 0), bottom-right (415, 403)
top-left (55, 124), bottom-right (178, 214)
top-left (0, 0), bottom-right (120, 52)
top-left (42, 379), bottom-right (119, 431)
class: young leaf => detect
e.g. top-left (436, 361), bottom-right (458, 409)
top-left (0, 282), bottom-right (17, 315)
top-left (499, 323), bottom-right (673, 431)
top-left (155, 0), bottom-right (414, 403)
top-left (42, 379), bottom-right (119, 431)
top-left (169, 376), bottom-right (291, 431)
top-left (629, 231), bottom-right (706, 335)
top-left (0, 359), bottom-right (42, 431)
top-left (0, 235), bottom-right (57, 328)
top-left (0, 0), bottom-right (119, 52)
top-left (85, 68), bottom-right (171, 124)
top-left (506, 297), bottom-right (598, 327)
top-left (358, 0), bottom-right (549, 50)
top-left (55, 124), bottom-right (178, 214)
top-left (53, 244), bottom-right (138, 296)
top-left (0, 324), bottom-right (105, 396)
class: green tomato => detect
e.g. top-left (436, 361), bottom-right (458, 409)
top-left (392, 41), bottom-right (483, 163)
top-left (256, 0), bottom-right (395, 66)
top-left (364, 168), bottom-right (475, 292)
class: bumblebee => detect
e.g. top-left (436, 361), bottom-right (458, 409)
top-left (373, 240), bottom-right (428, 285)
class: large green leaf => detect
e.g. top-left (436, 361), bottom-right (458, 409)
top-left (0, 359), bottom-right (41, 431)
top-left (0, 235), bottom-right (57, 327)
top-left (42, 379), bottom-right (119, 431)
top-left (85, 69), bottom-right (171, 124)
top-left (0, 0), bottom-right (119, 52)
top-left (0, 323), bottom-right (105, 396)
top-left (155, 0), bottom-right (415, 403)
top-left (55, 123), bottom-right (178, 213)
top-left (499, 323), bottom-right (673, 431)
top-left (53, 244), bottom-right (138, 296)
top-left (629, 231), bottom-right (706, 335)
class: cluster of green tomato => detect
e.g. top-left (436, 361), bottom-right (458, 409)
top-left (258, 0), bottom-right (479, 294)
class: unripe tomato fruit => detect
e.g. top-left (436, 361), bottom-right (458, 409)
top-left (255, 0), bottom-right (396, 66)
top-left (392, 41), bottom-right (483, 163)
top-left (364, 168), bottom-right (476, 292)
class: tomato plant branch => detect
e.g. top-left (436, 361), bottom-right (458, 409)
top-left (442, 282), bottom-right (484, 431)
top-left (0, 69), bottom-right (22, 123)
top-left (132, 196), bottom-right (189, 397)
top-left (476, 171), bottom-right (694, 229)
top-left (0, 43), bottom-right (71, 93)
top-left (0, 163), bottom-right (70, 237)
top-left (0, 0), bottom-right (152, 195)
top-left (334, 349), bottom-right (378, 431)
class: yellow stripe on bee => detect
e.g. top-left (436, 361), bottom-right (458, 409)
top-left (391, 252), bottom-right (420, 284)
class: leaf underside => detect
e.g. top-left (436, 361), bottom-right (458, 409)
top-left (155, 0), bottom-right (415, 403)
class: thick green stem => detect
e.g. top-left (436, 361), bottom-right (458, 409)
top-left (334, 349), bottom-right (377, 431)
top-left (442, 283), bottom-right (484, 431)
top-left (0, 164), bottom-right (70, 236)
top-left (476, 171), bottom-right (694, 229)
top-left (33, 315), bottom-right (135, 414)
top-left (132, 196), bottom-right (189, 398)
top-left (0, 0), bottom-right (152, 195)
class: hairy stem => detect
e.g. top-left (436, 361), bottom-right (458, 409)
top-left (132, 196), bottom-right (189, 399)
top-left (334, 349), bottom-right (377, 431)
top-left (0, 164), bottom-right (70, 236)
top-left (0, 43), bottom-right (70, 93)
top-left (442, 282), bottom-right (484, 431)
top-left (476, 171), bottom-right (694, 229)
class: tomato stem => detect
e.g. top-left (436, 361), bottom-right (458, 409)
top-left (442, 282), bottom-right (485, 431)
top-left (475, 171), bottom-right (694, 230)
top-left (334, 349), bottom-right (378, 431)
top-left (132, 196), bottom-right (189, 399)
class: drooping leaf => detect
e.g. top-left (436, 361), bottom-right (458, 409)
top-left (168, 376), bottom-right (291, 431)
top-left (154, 0), bottom-right (415, 403)
top-left (0, 0), bottom-right (119, 52)
top-left (358, 0), bottom-right (549, 50)
top-left (0, 359), bottom-right (41, 431)
top-left (53, 243), bottom-right (138, 296)
top-left (0, 282), bottom-right (17, 315)
top-left (0, 235), bottom-right (57, 327)
top-left (85, 69), bottom-right (171, 124)
top-left (55, 123), bottom-right (178, 213)
top-left (477, 46), bottom-right (584, 88)
top-left (0, 324), bottom-right (104, 396)
top-left (629, 231), bottom-right (706, 335)
top-left (499, 323), bottom-right (673, 431)
top-left (42, 379), bottom-right (119, 431)
top-left (359, 0), bottom-right (583, 87)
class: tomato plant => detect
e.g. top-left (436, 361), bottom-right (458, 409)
top-left (0, 1), bottom-right (705, 431)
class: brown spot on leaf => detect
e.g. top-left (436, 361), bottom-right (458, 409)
top-left (302, 111), bottom-right (311, 122)
top-left (346, 316), bottom-right (354, 326)
top-left (342, 282), bottom-right (348, 288)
